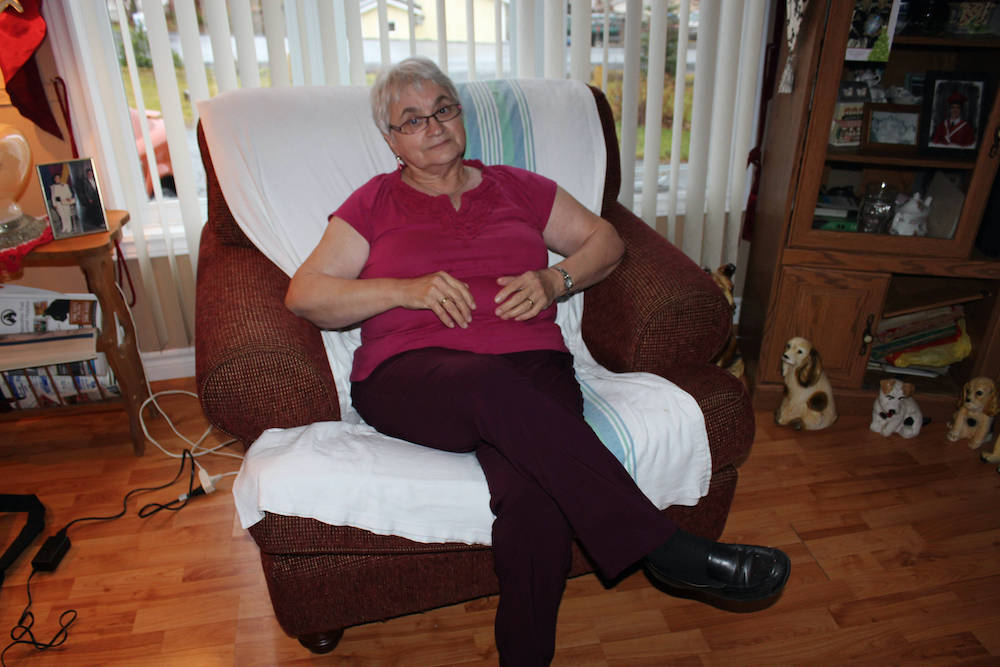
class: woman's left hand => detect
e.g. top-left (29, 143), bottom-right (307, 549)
top-left (494, 270), bottom-right (559, 321)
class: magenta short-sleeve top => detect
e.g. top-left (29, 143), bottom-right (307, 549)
top-left (333, 159), bottom-right (568, 381)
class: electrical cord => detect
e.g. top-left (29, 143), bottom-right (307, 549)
top-left (1, 450), bottom-right (211, 665)
top-left (1, 571), bottom-right (76, 667)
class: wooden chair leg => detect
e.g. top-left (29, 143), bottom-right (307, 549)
top-left (297, 629), bottom-right (344, 654)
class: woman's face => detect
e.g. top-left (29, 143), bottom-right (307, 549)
top-left (384, 81), bottom-right (465, 171)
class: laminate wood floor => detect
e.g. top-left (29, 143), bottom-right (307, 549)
top-left (1, 378), bottom-right (998, 665)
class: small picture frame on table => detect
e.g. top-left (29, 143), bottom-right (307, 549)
top-left (920, 71), bottom-right (988, 156)
top-left (861, 103), bottom-right (921, 153)
top-left (36, 158), bottom-right (108, 241)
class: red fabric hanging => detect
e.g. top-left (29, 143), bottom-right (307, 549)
top-left (0, 0), bottom-right (63, 140)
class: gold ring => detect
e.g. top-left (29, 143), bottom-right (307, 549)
top-left (440, 297), bottom-right (450, 305)
top-left (526, 297), bottom-right (534, 307)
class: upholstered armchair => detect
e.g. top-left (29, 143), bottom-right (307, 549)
top-left (194, 80), bottom-right (754, 654)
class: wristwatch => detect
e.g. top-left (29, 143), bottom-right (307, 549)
top-left (552, 266), bottom-right (574, 296)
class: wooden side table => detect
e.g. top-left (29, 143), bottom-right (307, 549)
top-left (21, 210), bottom-right (151, 455)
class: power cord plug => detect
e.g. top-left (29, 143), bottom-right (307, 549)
top-left (198, 468), bottom-right (225, 494)
top-left (177, 469), bottom-right (225, 502)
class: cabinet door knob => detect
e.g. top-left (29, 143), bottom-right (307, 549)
top-left (859, 314), bottom-right (875, 356)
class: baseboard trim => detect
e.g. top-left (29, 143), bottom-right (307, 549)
top-left (141, 346), bottom-right (195, 383)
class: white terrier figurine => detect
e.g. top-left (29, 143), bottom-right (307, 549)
top-left (870, 379), bottom-right (923, 439)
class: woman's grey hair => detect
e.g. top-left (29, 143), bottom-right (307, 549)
top-left (370, 57), bottom-right (460, 134)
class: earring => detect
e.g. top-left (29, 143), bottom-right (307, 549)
top-left (395, 155), bottom-right (405, 168)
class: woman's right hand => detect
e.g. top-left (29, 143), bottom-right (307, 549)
top-left (401, 271), bottom-right (476, 329)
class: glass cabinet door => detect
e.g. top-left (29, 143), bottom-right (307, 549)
top-left (787, 6), bottom-right (1000, 259)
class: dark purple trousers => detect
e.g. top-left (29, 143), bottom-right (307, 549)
top-left (351, 347), bottom-right (677, 666)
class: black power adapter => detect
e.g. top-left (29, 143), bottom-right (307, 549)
top-left (31, 533), bottom-right (71, 572)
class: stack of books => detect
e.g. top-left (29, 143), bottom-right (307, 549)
top-left (0, 285), bottom-right (118, 411)
top-left (813, 190), bottom-right (860, 232)
top-left (867, 305), bottom-right (969, 377)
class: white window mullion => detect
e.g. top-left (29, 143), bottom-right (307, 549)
top-left (290, 0), bottom-right (324, 86)
top-left (495, 0), bottom-right (504, 78)
top-left (202, 0), bottom-right (239, 93)
top-left (317, 0), bottom-right (342, 86)
top-left (726, 0), bottom-right (768, 266)
top-left (142, 0), bottom-right (201, 344)
top-left (466, 0), bottom-right (476, 80)
top-left (640, 0), bottom-right (668, 228)
top-left (682, 0), bottom-right (719, 261)
top-left (702, 3), bottom-right (744, 269)
top-left (436, 0), bottom-right (448, 74)
top-left (543, 0), bottom-right (563, 79)
top-left (173, 0), bottom-right (211, 113)
top-left (230, 0), bottom-right (261, 88)
top-left (344, 0), bottom-right (365, 85)
top-left (667, 0), bottom-right (691, 243)
top-left (408, 0), bottom-right (418, 56)
top-left (515, 0), bottom-right (534, 78)
top-left (618, 0), bottom-right (641, 209)
top-left (140, 0), bottom-right (201, 333)
top-left (601, 10), bottom-right (609, 91)
top-left (569, 0), bottom-right (589, 83)
top-left (377, 0), bottom-right (391, 67)
top-left (286, 1), bottom-right (307, 85)
top-left (262, 0), bottom-right (290, 87)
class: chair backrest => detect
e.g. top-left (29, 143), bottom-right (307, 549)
top-left (197, 79), bottom-right (611, 279)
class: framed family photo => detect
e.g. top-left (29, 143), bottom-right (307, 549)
top-left (861, 103), bottom-right (921, 153)
top-left (920, 71), bottom-right (988, 156)
top-left (36, 158), bottom-right (108, 241)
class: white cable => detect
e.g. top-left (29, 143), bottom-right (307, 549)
top-left (109, 281), bottom-right (243, 475)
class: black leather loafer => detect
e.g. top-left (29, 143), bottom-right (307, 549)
top-left (646, 543), bottom-right (790, 602)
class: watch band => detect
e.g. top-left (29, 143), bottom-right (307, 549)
top-left (552, 266), bottom-right (574, 295)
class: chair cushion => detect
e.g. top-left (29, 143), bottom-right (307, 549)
top-left (233, 344), bottom-right (712, 544)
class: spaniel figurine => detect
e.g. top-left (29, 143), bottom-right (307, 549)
top-left (775, 337), bottom-right (837, 430)
top-left (870, 379), bottom-right (923, 439)
top-left (947, 376), bottom-right (997, 450)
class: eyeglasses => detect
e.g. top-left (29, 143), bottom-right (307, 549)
top-left (389, 103), bottom-right (463, 135)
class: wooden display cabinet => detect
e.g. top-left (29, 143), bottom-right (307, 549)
top-left (743, 1), bottom-right (1000, 421)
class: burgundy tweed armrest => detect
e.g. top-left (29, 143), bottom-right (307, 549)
top-left (582, 202), bottom-right (753, 472)
top-left (195, 222), bottom-right (340, 447)
top-left (582, 200), bottom-right (732, 374)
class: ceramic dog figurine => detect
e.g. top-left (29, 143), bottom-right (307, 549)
top-left (870, 379), bottom-right (923, 438)
top-left (946, 376), bottom-right (997, 449)
top-left (775, 336), bottom-right (837, 430)
top-left (889, 193), bottom-right (932, 237)
top-left (980, 436), bottom-right (1000, 465)
top-left (705, 263), bottom-right (746, 384)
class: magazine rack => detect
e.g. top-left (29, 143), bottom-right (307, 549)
top-left (2, 211), bottom-right (150, 455)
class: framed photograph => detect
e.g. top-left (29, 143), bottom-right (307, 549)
top-left (36, 158), bottom-right (108, 241)
top-left (920, 71), bottom-right (988, 155)
top-left (845, 0), bottom-right (902, 62)
top-left (829, 81), bottom-right (869, 148)
top-left (861, 103), bottom-right (921, 152)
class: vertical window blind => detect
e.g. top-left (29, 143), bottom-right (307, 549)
top-left (40, 0), bottom-right (771, 358)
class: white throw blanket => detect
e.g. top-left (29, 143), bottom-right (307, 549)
top-left (198, 80), bottom-right (711, 544)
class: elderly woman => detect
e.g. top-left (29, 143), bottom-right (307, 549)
top-left (286, 57), bottom-right (789, 665)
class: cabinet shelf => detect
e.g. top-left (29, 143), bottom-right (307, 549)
top-left (882, 276), bottom-right (991, 318)
top-left (826, 148), bottom-right (977, 170)
top-left (894, 34), bottom-right (1000, 49)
